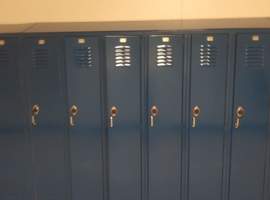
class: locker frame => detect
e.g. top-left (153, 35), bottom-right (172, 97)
top-left (0, 26), bottom-right (270, 200)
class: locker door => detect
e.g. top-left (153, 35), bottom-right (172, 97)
top-left (189, 34), bottom-right (228, 200)
top-left (148, 35), bottom-right (183, 200)
top-left (65, 36), bottom-right (103, 200)
top-left (0, 38), bottom-right (32, 200)
top-left (230, 34), bottom-right (270, 200)
top-left (23, 37), bottom-right (68, 200)
top-left (105, 36), bottom-right (142, 200)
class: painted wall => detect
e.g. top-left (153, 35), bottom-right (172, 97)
top-left (1, 0), bottom-right (270, 24)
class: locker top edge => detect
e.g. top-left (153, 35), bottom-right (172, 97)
top-left (1, 18), bottom-right (270, 34)
top-left (0, 23), bottom-right (34, 34)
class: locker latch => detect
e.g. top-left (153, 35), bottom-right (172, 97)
top-left (109, 106), bottom-right (118, 128)
top-left (69, 105), bottom-right (79, 127)
top-left (192, 106), bottom-right (200, 128)
top-left (150, 105), bottom-right (159, 128)
top-left (234, 106), bottom-right (245, 129)
top-left (32, 104), bottom-right (40, 126)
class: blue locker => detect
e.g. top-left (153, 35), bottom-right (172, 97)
top-left (148, 35), bottom-right (183, 200)
top-left (230, 33), bottom-right (270, 200)
top-left (23, 37), bottom-right (69, 200)
top-left (64, 36), bottom-right (103, 200)
top-left (105, 36), bottom-right (142, 200)
top-left (0, 38), bottom-right (32, 200)
top-left (188, 34), bottom-right (229, 200)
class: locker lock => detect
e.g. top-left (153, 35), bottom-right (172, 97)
top-left (69, 105), bottom-right (78, 127)
top-left (150, 105), bottom-right (159, 127)
top-left (151, 106), bottom-right (159, 117)
top-left (109, 106), bottom-right (118, 128)
top-left (111, 106), bottom-right (118, 117)
top-left (235, 106), bottom-right (245, 129)
top-left (192, 106), bottom-right (200, 128)
top-left (32, 104), bottom-right (40, 126)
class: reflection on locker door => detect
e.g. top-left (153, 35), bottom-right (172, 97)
top-left (230, 34), bottom-right (270, 200)
top-left (105, 36), bottom-right (142, 200)
top-left (189, 34), bottom-right (228, 200)
top-left (0, 38), bottom-right (32, 200)
top-left (148, 35), bottom-right (183, 200)
top-left (23, 37), bottom-right (68, 200)
top-left (65, 36), bottom-right (103, 200)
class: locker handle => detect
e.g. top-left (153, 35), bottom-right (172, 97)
top-left (192, 106), bottom-right (200, 128)
top-left (150, 106), bottom-right (159, 128)
top-left (109, 106), bottom-right (118, 128)
top-left (234, 106), bottom-right (245, 129)
top-left (32, 104), bottom-right (40, 126)
top-left (69, 105), bottom-right (78, 127)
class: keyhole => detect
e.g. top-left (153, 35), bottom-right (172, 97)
top-left (70, 105), bottom-right (78, 116)
top-left (32, 105), bottom-right (40, 115)
top-left (192, 106), bottom-right (200, 117)
top-left (151, 106), bottom-right (159, 117)
top-left (236, 106), bottom-right (245, 118)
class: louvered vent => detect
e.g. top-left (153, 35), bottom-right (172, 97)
top-left (0, 48), bottom-right (8, 67)
top-left (156, 44), bottom-right (173, 67)
top-left (32, 48), bottom-right (49, 68)
top-left (74, 46), bottom-right (92, 67)
top-left (244, 45), bottom-right (264, 68)
top-left (200, 44), bottom-right (217, 67)
top-left (114, 45), bottom-right (131, 67)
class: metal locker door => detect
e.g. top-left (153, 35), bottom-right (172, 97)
top-left (105, 36), bottom-right (142, 200)
top-left (230, 34), bottom-right (270, 200)
top-left (188, 34), bottom-right (228, 200)
top-left (65, 36), bottom-right (103, 200)
top-left (23, 37), bottom-right (68, 200)
top-left (0, 38), bottom-right (32, 200)
top-left (148, 35), bottom-right (183, 200)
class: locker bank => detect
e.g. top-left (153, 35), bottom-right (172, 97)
top-left (0, 19), bottom-right (270, 200)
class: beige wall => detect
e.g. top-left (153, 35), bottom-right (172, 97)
top-left (1, 0), bottom-right (270, 24)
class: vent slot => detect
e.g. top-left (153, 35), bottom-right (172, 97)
top-left (200, 44), bottom-right (217, 67)
top-left (156, 44), bottom-right (173, 67)
top-left (32, 48), bottom-right (49, 68)
top-left (244, 45), bottom-right (264, 68)
top-left (0, 48), bottom-right (9, 67)
top-left (114, 45), bottom-right (131, 67)
top-left (74, 46), bottom-right (92, 67)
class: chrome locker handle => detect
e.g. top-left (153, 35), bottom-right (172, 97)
top-left (69, 105), bottom-right (78, 127)
top-left (110, 116), bottom-right (114, 128)
top-left (150, 106), bottom-right (159, 128)
top-left (32, 104), bottom-right (40, 127)
top-left (234, 106), bottom-right (245, 129)
top-left (192, 106), bottom-right (200, 128)
top-left (109, 106), bottom-right (118, 128)
top-left (150, 115), bottom-right (154, 127)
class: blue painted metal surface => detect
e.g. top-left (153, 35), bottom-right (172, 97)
top-left (148, 35), bottom-right (183, 200)
top-left (105, 36), bottom-right (142, 200)
top-left (65, 36), bottom-right (103, 200)
top-left (22, 36), bottom-right (69, 200)
top-left (230, 33), bottom-right (270, 200)
top-left (188, 34), bottom-right (229, 200)
top-left (0, 29), bottom-right (269, 200)
top-left (0, 38), bottom-right (32, 200)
